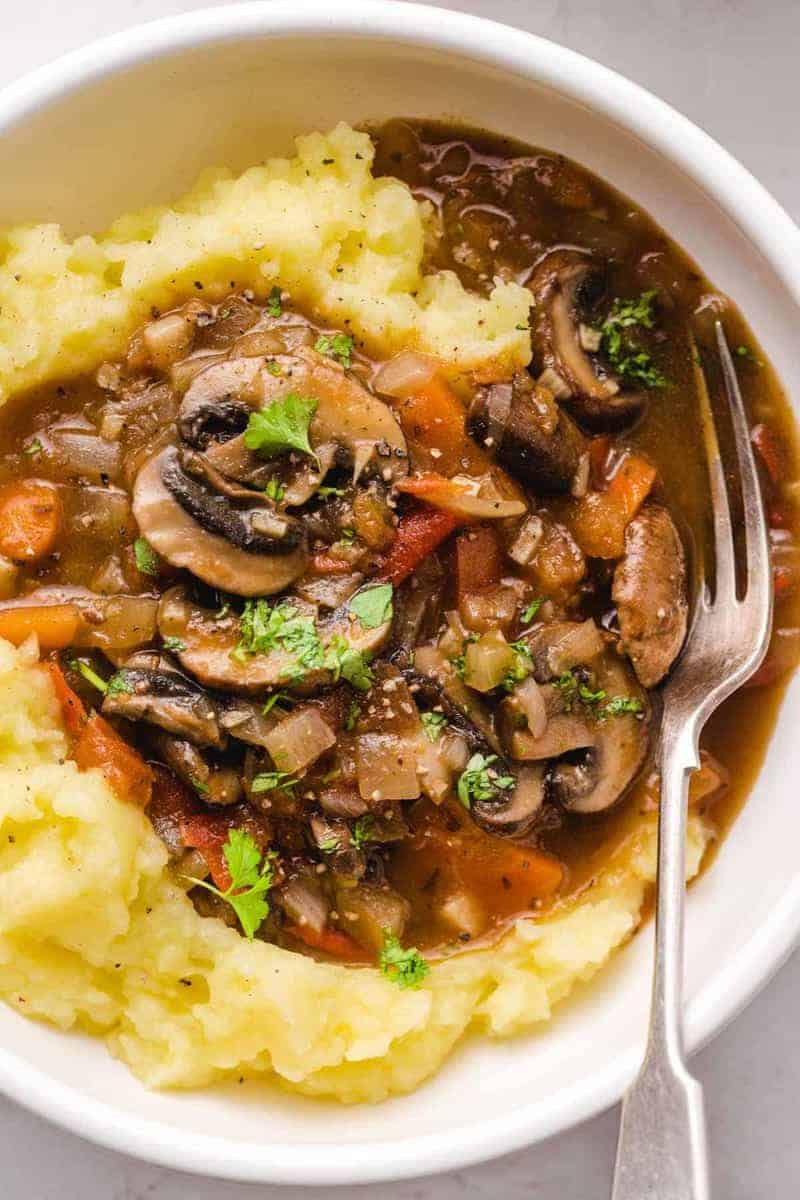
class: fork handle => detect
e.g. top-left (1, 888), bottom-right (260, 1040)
top-left (612, 718), bottom-right (710, 1200)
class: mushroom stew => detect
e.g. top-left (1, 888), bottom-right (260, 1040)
top-left (0, 119), bottom-right (797, 966)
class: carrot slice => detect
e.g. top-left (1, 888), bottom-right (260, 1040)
top-left (0, 479), bottom-right (62, 564)
top-left (286, 922), bottom-right (367, 961)
top-left (568, 452), bottom-right (656, 559)
top-left (73, 712), bottom-right (154, 807)
top-left (43, 660), bottom-right (87, 736)
top-left (0, 602), bottom-right (81, 649)
top-left (395, 377), bottom-right (488, 475)
top-left (379, 506), bottom-right (461, 585)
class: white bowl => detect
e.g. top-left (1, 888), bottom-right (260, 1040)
top-left (0, 1), bottom-right (798, 1185)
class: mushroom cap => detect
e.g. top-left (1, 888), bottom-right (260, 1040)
top-left (469, 370), bottom-right (587, 493)
top-left (132, 449), bottom-right (308, 596)
top-left (528, 249), bottom-right (646, 432)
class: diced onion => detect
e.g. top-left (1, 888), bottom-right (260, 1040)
top-left (537, 366), bottom-right (572, 399)
top-left (143, 312), bottom-right (196, 371)
top-left (463, 629), bottom-right (515, 692)
top-left (515, 677), bottom-right (548, 738)
top-left (372, 350), bottom-right (439, 398)
top-left (437, 889), bottom-right (488, 938)
top-left (508, 515), bottom-right (544, 566)
top-left (279, 876), bottom-right (330, 934)
top-left (265, 706), bottom-right (336, 774)
top-left (230, 330), bottom-right (288, 358)
top-left (356, 733), bottom-right (421, 801)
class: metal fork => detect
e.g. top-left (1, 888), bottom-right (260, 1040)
top-left (611, 322), bottom-right (773, 1200)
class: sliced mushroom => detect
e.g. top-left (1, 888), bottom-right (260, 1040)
top-left (528, 250), bottom-right (645, 430)
top-left (472, 764), bottom-right (546, 837)
top-left (468, 370), bottom-right (588, 492)
top-left (101, 657), bottom-right (225, 748)
top-left (148, 730), bottom-right (243, 807)
top-left (612, 504), bottom-right (688, 687)
top-left (521, 618), bottom-right (606, 681)
top-left (309, 814), bottom-right (366, 880)
top-left (408, 645), bottom-right (501, 753)
top-left (132, 449), bottom-right (308, 596)
top-left (157, 585), bottom-right (392, 695)
top-left (177, 357), bottom-right (262, 447)
top-left (548, 656), bottom-right (649, 814)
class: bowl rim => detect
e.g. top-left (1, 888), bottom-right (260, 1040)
top-left (1, 0), bottom-right (799, 1184)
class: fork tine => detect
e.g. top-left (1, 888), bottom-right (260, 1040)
top-left (714, 322), bottom-right (773, 621)
top-left (691, 335), bottom-right (737, 603)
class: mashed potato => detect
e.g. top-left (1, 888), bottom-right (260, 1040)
top-left (0, 125), bottom-right (709, 1101)
top-left (0, 123), bottom-right (530, 402)
top-left (0, 639), bottom-right (709, 1101)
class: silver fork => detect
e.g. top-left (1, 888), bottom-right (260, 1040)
top-left (611, 321), bottom-right (773, 1200)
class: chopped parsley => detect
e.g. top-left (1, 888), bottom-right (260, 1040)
top-left (265, 360), bottom-right (283, 377)
top-left (234, 599), bottom-right (373, 690)
top-left (421, 711), bottom-right (447, 742)
top-left (349, 583), bottom-right (393, 630)
top-left (317, 485), bottom-right (346, 499)
top-left (244, 392), bottom-right (319, 466)
top-left (318, 835), bottom-right (341, 853)
top-left (262, 690), bottom-right (293, 715)
top-left (251, 770), bottom-right (298, 795)
top-left (315, 332), bottom-right (354, 369)
top-left (451, 633), bottom-right (479, 680)
top-left (191, 777), bottom-right (209, 797)
top-left (162, 636), bottom-right (187, 653)
top-left (185, 829), bottom-right (277, 939)
top-left (70, 658), bottom-right (109, 694)
top-left (265, 477), bottom-right (285, 502)
top-left (598, 290), bottom-right (667, 389)
top-left (457, 753), bottom-right (515, 809)
top-left (350, 814), bottom-right (374, 850)
top-left (554, 669), bottom-right (605, 714)
top-left (107, 671), bottom-right (134, 697)
top-left (339, 526), bottom-right (357, 544)
top-left (266, 286), bottom-right (283, 318)
top-left (601, 695), bottom-right (645, 719)
top-left (736, 344), bottom-right (763, 367)
top-left (23, 437), bottom-right (43, 457)
top-left (501, 641), bottom-right (534, 693)
top-left (133, 537), bottom-right (160, 576)
top-left (521, 598), bottom-right (544, 625)
top-left (344, 699), bottom-right (362, 731)
top-left (379, 931), bottom-right (429, 990)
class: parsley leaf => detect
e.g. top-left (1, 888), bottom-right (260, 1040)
top-left (318, 835), bottom-right (341, 853)
top-left (70, 658), bottom-right (108, 694)
top-left (244, 393), bottom-right (319, 466)
top-left (344, 699), bottom-right (362, 731)
top-left (315, 332), bottom-right (355, 369)
top-left (317, 485), bottom-right (345, 499)
top-left (379, 931), bottom-right (429, 989)
top-left (266, 286), bottom-right (283, 318)
top-left (457, 753), bottom-right (515, 809)
top-left (351, 814), bottom-right (374, 850)
top-left (106, 671), bottom-right (133, 697)
top-left (23, 437), bottom-right (43, 457)
top-left (501, 641), bottom-right (534, 693)
top-left (601, 695), bottom-right (645, 719)
top-left (162, 635), bottom-right (187, 653)
top-left (325, 636), bottom-right (374, 691)
top-left (421, 711), bottom-right (447, 742)
top-left (251, 770), bottom-right (298, 795)
top-left (339, 526), bottom-right (356, 545)
top-left (133, 537), bottom-right (160, 576)
top-left (521, 598), bottom-right (544, 625)
top-left (185, 829), bottom-right (276, 939)
top-left (349, 584), bottom-right (393, 630)
top-left (555, 669), bottom-right (608, 715)
top-left (265, 477), bottom-right (285, 502)
top-left (262, 690), bottom-right (293, 715)
top-left (598, 290), bottom-right (667, 389)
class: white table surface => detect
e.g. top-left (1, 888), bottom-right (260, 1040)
top-left (0, 1), bottom-right (798, 1195)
